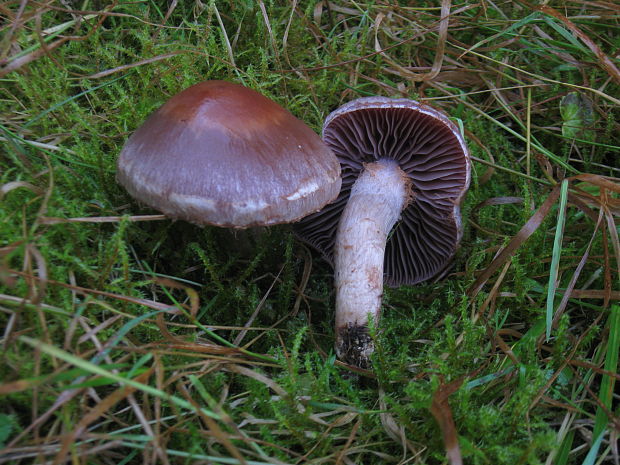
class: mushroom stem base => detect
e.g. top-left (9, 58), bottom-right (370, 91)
top-left (334, 159), bottom-right (411, 367)
top-left (337, 323), bottom-right (374, 369)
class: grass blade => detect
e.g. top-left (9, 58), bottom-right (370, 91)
top-left (546, 179), bottom-right (569, 340)
top-left (583, 304), bottom-right (620, 463)
top-left (18, 336), bottom-right (221, 420)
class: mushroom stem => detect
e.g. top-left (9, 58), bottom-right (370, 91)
top-left (334, 158), bottom-right (411, 367)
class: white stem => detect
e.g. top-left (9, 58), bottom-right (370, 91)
top-left (334, 159), bottom-right (410, 367)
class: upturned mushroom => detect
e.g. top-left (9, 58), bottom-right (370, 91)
top-left (296, 97), bottom-right (470, 368)
top-left (117, 80), bottom-right (341, 227)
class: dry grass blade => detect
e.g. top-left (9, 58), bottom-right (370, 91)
top-left (535, 4), bottom-right (620, 85)
top-left (224, 364), bottom-right (287, 398)
top-left (77, 314), bottom-right (122, 344)
top-left (0, 378), bottom-right (40, 396)
top-left (426, 0), bottom-right (452, 81)
top-left (7, 269), bottom-right (183, 313)
top-left (283, 20), bottom-right (435, 74)
top-left (19, 336), bottom-right (221, 418)
top-left (52, 368), bottom-right (153, 465)
top-left (473, 197), bottom-right (524, 210)
top-left (23, 243), bottom-right (47, 306)
top-left (211, 3), bottom-right (235, 68)
top-left (234, 266), bottom-right (282, 346)
top-left (378, 387), bottom-right (419, 459)
top-left (549, 211), bottom-right (604, 331)
top-left (257, 0), bottom-right (282, 71)
top-left (429, 378), bottom-right (464, 465)
top-left (574, 174), bottom-right (620, 195)
top-left (86, 51), bottom-right (184, 79)
top-left (0, 36), bottom-right (70, 78)
top-left (468, 185), bottom-right (561, 297)
top-left (0, 440), bottom-right (124, 464)
top-left (126, 392), bottom-right (169, 465)
top-left (568, 289), bottom-right (620, 300)
top-left (177, 382), bottom-right (248, 465)
top-left (154, 277), bottom-right (199, 317)
top-left (5, 382), bottom-right (86, 449)
top-left (570, 174), bottom-right (620, 301)
top-left (448, 260), bottom-right (512, 357)
top-left (38, 214), bottom-right (167, 224)
top-left (0, 2), bottom-right (112, 78)
top-left (291, 245), bottom-right (313, 316)
top-left (334, 416), bottom-right (362, 465)
top-left (0, 0), bottom-right (29, 61)
top-left (0, 181), bottom-right (44, 198)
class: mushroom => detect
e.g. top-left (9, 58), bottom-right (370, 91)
top-left (117, 80), bottom-right (341, 228)
top-left (295, 97), bottom-right (470, 368)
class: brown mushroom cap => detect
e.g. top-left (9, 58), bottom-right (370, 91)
top-left (295, 97), bottom-right (470, 286)
top-left (117, 80), bottom-right (341, 228)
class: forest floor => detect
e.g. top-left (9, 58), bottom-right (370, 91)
top-left (0, 1), bottom-right (619, 464)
